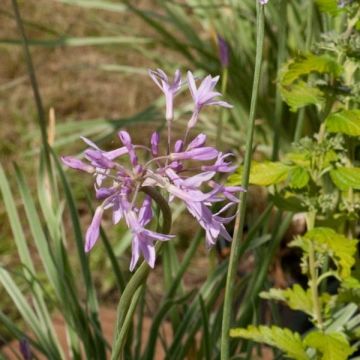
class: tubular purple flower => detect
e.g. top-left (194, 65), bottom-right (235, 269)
top-left (148, 68), bottom-right (182, 122)
top-left (259, 0), bottom-right (269, 4)
top-left (170, 147), bottom-right (218, 161)
top-left (85, 206), bottom-right (104, 252)
top-left (126, 209), bottom-right (174, 271)
top-left (187, 71), bottom-right (233, 129)
top-left (61, 156), bottom-right (95, 173)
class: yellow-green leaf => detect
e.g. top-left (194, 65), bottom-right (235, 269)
top-left (305, 228), bottom-right (358, 278)
top-left (304, 331), bottom-right (354, 360)
top-left (230, 325), bottom-right (309, 360)
top-left (325, 110), bottom-right (360, 137)
top-left (281, 54), bottom-right (342, 86)
top-left (289, 167), bottom-right (310, 189)
top-left (280, 81), bottom-right (325, 112)
top-left (330, 167), bottom-right (360, 191)
top-left (261, 284), bottom-right (313, 316)
top-left (227, 161), bottom-right (291, 187)
top-left (315, 0), bottom-right (342, 16)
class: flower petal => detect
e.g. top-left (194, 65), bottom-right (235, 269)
top-left (85, 206), bottom-right (104, 252)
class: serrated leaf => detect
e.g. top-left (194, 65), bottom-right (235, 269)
top-left (281, 54), bottom-right (342, 86)
top-left (325, 110), bottom-right (360, 136)
top-left (315, 0), bottom-right (342, 16)
top-left (279, 54), bottom-right (342, 112)
top-left (261, 284), bottom-right (313, 316)
top-left (337, 277), bottom-right (360, 304)
top-left (330, 167), bottom-right (360, 191)
top-left (285, 152), bottom-right (311, 167)
top-left (304, 331), bottom-right (354, 360)
top-left (230, 325), bottom-right (309, 360)
top-left (280, 81), bottom-right (325, 112)
top-left (304, 228), bottom-right (358, 278)
top-left (289, 167), bottom-right (310, 189)
top-left (227, 161), bottom-right (291, 187)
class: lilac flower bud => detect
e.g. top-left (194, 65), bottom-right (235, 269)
top-left (61, 156), bottom-right (95, 173)
top-left (187, 133), bottom-right (207, 150)
top-left (151, 132), bottom-right (160, 156)
top-left (217, 35), bottom-right (229, 68)
top-left (19, 338), bottom-right (31, 360)
top-left (118, 130), bottom-right (138, 166)
top-left (85, 206), bottom-right (104, 252)
top-left (174, 139), bottom-right (184, 153)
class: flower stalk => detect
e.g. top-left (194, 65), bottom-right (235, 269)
top-left (111, 187), bottom-right (172, 359)
top-left (220, 3), bottom-right (265, 359)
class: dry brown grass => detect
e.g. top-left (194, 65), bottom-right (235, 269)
top-left (0, 0), bottom-right (161, 164)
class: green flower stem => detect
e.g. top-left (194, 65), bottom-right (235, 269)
top-left (272, 0), bottom-right (287, 161)
top-left (220, 3), bottom-right (265, 359)
top-left (111, 187), bottom-right (172, 359)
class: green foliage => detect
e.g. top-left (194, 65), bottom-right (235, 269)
top-left (315, 0), bottom-right (342, 16)
top-left (230, 325), bottom-right (309, 360)
top-left (281, 82), bottom-right (325, 112)
top-left (325, 110), bottom-right (360, 137)
top-left (330, 167), bottom-right (360, 191)
top-left (294, 227), bottom-right (358, 279)
top-left (228, 161), bottom-right (290, 186)
top-left (281, 54), bottom-right (342, 86)
top-left (304, 331), bottom-right (354, 360)
top-left (279, 54), bottom-right (343, 111)
top-left (261, 284), bottom-right (313, 316)
top-left (289, 166), bottom-right (310, 189)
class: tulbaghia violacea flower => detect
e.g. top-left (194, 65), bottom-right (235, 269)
top-left (62, 68), bottom-right (243, 271)
top-left (187, 71), bottom-right (232, 130)
top-left (259, 0), bottom-right (269, 4)
top-left (149, 69), bottom-right (182, 122)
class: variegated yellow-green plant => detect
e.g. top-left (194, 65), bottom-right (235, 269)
top-left (229, 1), bottom-right (360, 359)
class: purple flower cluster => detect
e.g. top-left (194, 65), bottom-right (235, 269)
top-left (62, 69), bottom-right (243, 271)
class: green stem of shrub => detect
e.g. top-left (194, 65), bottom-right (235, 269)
top-left (111, 187), bottom-right (172, 359)
top-left (220, 3), bottom-right (265, 359)
top-left (306, 211), bottom-right (323, 329)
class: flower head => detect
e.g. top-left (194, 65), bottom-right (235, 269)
top-left (259, 0), bottom-right (269, 4)
top-left (62, 68), bottom-right (239, 271)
